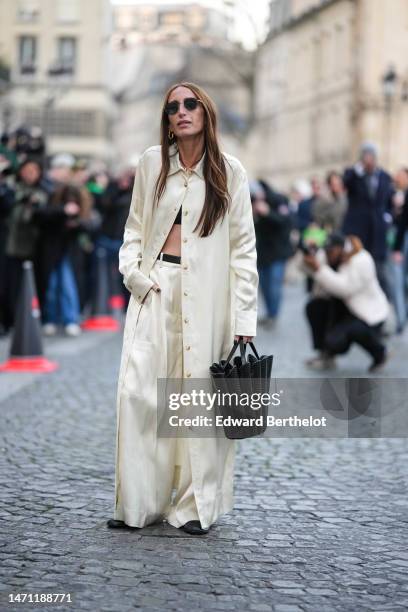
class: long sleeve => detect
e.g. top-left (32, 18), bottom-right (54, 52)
top-left (0, 184), bottom-right (15, 219)
top-left (343, 167), bottom-right (353, 192)
top-left (313, 253), bottom-right (373, 299)
top-left (264, 206), bottom-right (288, 227)
top-left (229, 166), bottom-right (258, 337)
top-left (118, 155), bottom-right (155, 305)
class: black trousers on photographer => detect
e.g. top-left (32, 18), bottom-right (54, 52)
top-left (305, 297), bottom-right (385, 361)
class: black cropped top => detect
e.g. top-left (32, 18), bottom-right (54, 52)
top-left (174, 205), bottom-right (182, 224)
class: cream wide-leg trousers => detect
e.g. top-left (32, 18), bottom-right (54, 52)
top-left (115, 258), bottom-right (201, 528)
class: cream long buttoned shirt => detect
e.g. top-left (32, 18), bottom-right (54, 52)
top-left (118, 142), bottom-right (258, 358)
top-left (115, 143), bottom-right (258, 528)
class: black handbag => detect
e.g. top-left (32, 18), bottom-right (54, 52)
top-left (209, 338), bottom-right (274, 439)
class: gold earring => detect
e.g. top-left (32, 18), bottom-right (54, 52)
top-left (168, 128), bottom-right (174, 140)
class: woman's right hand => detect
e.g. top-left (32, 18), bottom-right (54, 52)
top-left (142, 283), bottom-right (161, 303)
top-left (64, 202), bottom-right (80, 216)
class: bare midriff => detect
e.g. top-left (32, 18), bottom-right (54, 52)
top-left (160, 223), bottom-right (181, 256)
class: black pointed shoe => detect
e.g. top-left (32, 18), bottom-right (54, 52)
top-left (106, 518), bottom-right (140, 530)
top-left (180, 520), bottom-right (209, 535)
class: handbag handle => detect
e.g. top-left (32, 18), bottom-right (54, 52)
top-left (224, 336), bottom-right (246, 370)
top-left (223, 337), bottom-right (258, 370)
top-left (248, 341), bottom-right (260, 360)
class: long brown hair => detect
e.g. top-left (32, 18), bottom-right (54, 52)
top-left (50, 183), bottom-right (92, 220)
top-left (154, 81), bottom-right (231, 237)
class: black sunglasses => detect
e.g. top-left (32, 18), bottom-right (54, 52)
top-left (165, 97), bottom-right (202, 115)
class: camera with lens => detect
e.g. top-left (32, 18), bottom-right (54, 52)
top-left (299, 242), bottom-right (318, 256)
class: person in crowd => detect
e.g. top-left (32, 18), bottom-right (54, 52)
top-left (297, 177), bottom-right (330, 290)
top-left (287, 179), bottom-right (311, 259)
top-left (33, 183), bottom-right (94, 337)
top-left (313, 171), bottom-right (348, 232)
top-left (75, 168), bottom-right (110, 313)
top-left (94, 168), bottom-right (134, 306)
top-left (46, 153), bottom-right (75, 190)
top-left (289, 179), bottom-right (311, 216)
top-left (296, 176), bottom-right (322, 234)
top-left (0, 155), bottom-right (15, 335)
top-left (5, 158), bottom-right (50, 327)
top-left (13, 125), bottom-right (46, 165)
top-left (250, 179), bottom-right (293, 328)
top-left (389, 167), bottom-right (408, 333)
top-left (65, 160), bottom-right (103, 312)
top-left (71, 158), bottom-right (90, 188)
top-left (303, 233), bottom-right (389, 373)
top-left (0, 133), bottom-right (19, 173)
top-left (342, 142), bottom-right (394, 296)
top-left (86, 168), bottom-right (109, 196)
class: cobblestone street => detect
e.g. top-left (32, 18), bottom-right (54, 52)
top-left (1, 283), bottom-right (408, 611)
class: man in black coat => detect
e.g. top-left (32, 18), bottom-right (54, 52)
top-left (342, 142), bottom-right (394, 296)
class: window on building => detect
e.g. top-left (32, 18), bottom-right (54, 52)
top-left (135, 8), bottom-right (157, 32)
top-left (186, 8), bottom-right (205, 30)
top-left (55, 0), bottom-right (80, 23)
top-left (17, 0), bottom-right (39, 22)
top-left (116, 8), bottom-right (133, 30)
top-left (159, 11), bottom-right (183, 27)
top-left (57, 37), bottom-right (77, 74)
top-left (18, 36), bottom-right (37, 75)
top-left (23, 107), bottom-right (98, 138)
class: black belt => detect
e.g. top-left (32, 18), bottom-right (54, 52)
top-left (157, 252), bottom-right (181, 264)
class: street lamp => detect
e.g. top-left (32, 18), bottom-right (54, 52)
top-left (382, 65), bottom-right (398, 110)
top-left (381, 65), bottom-right (398, 167)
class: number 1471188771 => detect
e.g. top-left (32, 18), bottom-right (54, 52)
top-left (8, 593), bottom-right (72, 604)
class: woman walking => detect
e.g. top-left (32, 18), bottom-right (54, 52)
top-left (108, 82), bottom-right (258, 535)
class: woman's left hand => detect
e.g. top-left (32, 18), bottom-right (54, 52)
top-left (234, 335), bottom-right (253, 343)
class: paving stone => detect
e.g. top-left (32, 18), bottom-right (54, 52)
top-left (271, 581), bottom-right (303, 589)
top-left (0, 320), bottom-right (407, 611)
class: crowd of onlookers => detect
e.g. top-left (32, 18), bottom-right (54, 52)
top-left (1, 128), bottom-right (408, 371)
top-left (0, 126), bottom-right (134, 338)
top-left (251, 142), bottom-right (408, 371)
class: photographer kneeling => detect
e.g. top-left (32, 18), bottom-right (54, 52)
top-left (303, 233), bottom-right (389, 373)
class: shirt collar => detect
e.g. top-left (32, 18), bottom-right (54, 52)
top-left (168, 142), bottom-right (205, 179)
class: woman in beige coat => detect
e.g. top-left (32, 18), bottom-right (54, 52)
top-left (107, 82), bottom-right (258, 535)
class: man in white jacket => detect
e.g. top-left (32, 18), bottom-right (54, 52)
top-left (303, 233), bottom-right (389, 372)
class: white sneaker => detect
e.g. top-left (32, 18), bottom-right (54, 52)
top-left (64, 323), bottom-right (82, 337)
top-left (43, 323), bottom-right (57, 336)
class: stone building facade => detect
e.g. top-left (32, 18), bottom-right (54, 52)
top-left (0, 0), bottom-right (114, 162)
top-left (110, 4), bottom-right (253, 171)
top-left (250, 0), bottom-right (408, 189)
